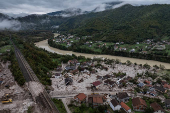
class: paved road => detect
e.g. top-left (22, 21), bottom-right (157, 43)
top-left (51, 90), bottom-right (165, 102)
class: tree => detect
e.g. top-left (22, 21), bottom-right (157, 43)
top-left (144, 107), bottom-right (154, 113)
top-left (143, 63), bottom-right (151, 70)
top-left (156, 78), bottom-right (162, 84)
top-left (126, 60), bottom-right (132, 66)
top-left (74, 107), bottom-right (81, 113)
top-left (88, 107), bottom-right (94, 113)
top-left (115, 59), bottom-right (120, 64)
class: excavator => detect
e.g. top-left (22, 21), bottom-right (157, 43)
top-left (1, 94), bottom-right (12, 104)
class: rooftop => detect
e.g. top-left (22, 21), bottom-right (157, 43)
top-left (75, 93), bottom-right (86, 101)
top-left (93, 81), bottom-right (101, 86)
top-left (150, 102), bottom-right (165, 113)
top-left (116, 92), bottom-right (129, 99)
top-left (110, 99), bottom-right (119, 107)
top-left (93, 96), bottom-right (103, 104)
top-left (132, 97), bottom-right (147, 107)
top-left (120, 102), bottom-right (131, 111)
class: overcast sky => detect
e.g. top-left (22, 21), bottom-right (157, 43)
top-left (0, 0), bottom-right (170, 15)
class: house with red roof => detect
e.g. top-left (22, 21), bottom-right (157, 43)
top-left (150, 102), bottom-right (165, 113)
top-left (74, 93), bottom-right (87, 103)
top-left (132, 97), bottom-right (147, 112)
top-left (120, 102), bottom-right (131, 113)
top-left (163, 84), bottom-right (170, 89)
top-left (88, 95), bottom-right (104, 107)
top-left (92, 81), bottom-right (101, 89)
top-left (144, 80), bottom-right (151, 85)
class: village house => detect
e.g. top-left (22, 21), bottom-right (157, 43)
top-left (54, 73), bottom-right (62, 78)
top-left (130, 49), bottom-right (135, 53)
top-left (92, 81), bottom-right (101, 89)
top-left (68, 59), bottom-right (79, 65)
top-left (145, 84), bottom-right (152, 87)
top-left (163, 84), bottom-right (170, 90)
top-left (88, 95), bottom-right (103, 107)
top-left (120, 102), bottom-right (131, 113)
top-left (110, 99), bottom-right (121, 111)
top-left (153, 45), bottom-right (166, 50)
top-left (150, 102), bottom-right (165, 113)
top-left (144, 80), bottom-right (152, 85)
top-left (109, 81), bottom-right (116, 87)
top-left (149, 91), bottom-right (157, 97)
top-left (74, 93), bottom-right (87, 103)
top-left (154, 86), bottom-right (167, 93)
top-left (119, 79), bottom-right (128, 87)
top-left (104, 79), bottom-right (111, 85)
top-left (132, 97), bottom-right (147, 112)
top-left (116, 92), bottom-right (129, 103)
top-left (65, 65), bottom-right (76, 71)
top-left (165, 99), bottom-right (170, 108)
top-left (104, 80), bottom-right (116, 87)
top-left (122, 47), bottom-right (126, 51)
top-left (137, 82), bottom-right (145, 88)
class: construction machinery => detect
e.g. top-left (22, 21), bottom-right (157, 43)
top-left (2, 99), bottom-right (12, 104)
top-left (1, 94), bottom-right (12, 104)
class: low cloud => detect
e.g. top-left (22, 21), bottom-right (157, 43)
top-left (0, 0), bottom-right (170, 15)
top-left (0, 19), bottom-right (21, 31)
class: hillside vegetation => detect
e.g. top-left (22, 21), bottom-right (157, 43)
top-left (59, 4), bottom-right (170, 43)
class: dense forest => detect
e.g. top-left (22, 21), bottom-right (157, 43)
top-left (58, 4), bottom-right (170, 43)
top-left (0, 32), bottom-right (11, 47)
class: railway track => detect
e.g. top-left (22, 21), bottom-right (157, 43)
top-left (12, 43), bottom-right (60, 113)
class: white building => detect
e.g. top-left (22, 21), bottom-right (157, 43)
top-left (110, 99), bottom-right (121, 111)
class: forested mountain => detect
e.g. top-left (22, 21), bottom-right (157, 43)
top-left (58, 4), bottom-right (170, 43)
top-left (1, 4), bottom-right (170, 43)
top-left (17, 14), bottom-right (69, 30)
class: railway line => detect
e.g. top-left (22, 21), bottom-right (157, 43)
top-left (12, 43), bottom-right (60, 113)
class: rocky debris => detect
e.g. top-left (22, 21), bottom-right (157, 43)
top-left (28, 81), bottom-right (44, 97)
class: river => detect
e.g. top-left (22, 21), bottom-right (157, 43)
top-left (35, 36), bottom-right (170, 69)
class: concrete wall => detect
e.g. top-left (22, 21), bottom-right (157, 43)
top-left (110, 102), bottom-right (121, 111)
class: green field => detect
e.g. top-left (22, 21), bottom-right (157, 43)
top-left (0, 45), bottom-right (11, 53)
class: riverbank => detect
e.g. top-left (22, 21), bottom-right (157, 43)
top-left (35, 39), bottom-right (170, 69)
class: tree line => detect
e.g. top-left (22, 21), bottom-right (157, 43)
top-left (48, 38), bottom-right (170, 63)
